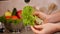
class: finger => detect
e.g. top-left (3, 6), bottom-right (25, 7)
top-left (34, 25), bottom-right (43, 29)
top-left (34, 25), bottom-right (43, 31)
top-left (33, 11), bottom-right (40, 16)
top-left (33, 11), bottom-right (48, 20)
top-left (31, 26), bottom-right (45, 34)
top-left (31, 26), bottom-right (40, 34)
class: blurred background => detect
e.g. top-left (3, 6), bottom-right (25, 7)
top-left (0, 0), bottom-right (60, 34)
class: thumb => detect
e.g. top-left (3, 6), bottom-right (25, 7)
top-left (34, 25), bottom-right (43, 29)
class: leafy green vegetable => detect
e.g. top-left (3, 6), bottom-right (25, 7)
top-left (0, 16), bottom-right (21, 25)
top-left (22, 6), bottom-right (35, 26)
top-left (6, 18), bottom-right (12, 23)
top-left (12, 19), bottom-right (22, 25)
top-left (0, 16), bottom-right (6, 22)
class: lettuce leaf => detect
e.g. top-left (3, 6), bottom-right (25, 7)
top-left (22, 6), bottom-right (35, 26)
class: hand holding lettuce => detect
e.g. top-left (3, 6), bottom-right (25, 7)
top-left (22, 6), bottom-right (43, 26)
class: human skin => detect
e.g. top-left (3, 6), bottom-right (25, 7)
top-left (33, 10), bottom-right (60, 23)
top-left (31, 10), bottom-right (60, 34)
top-left (31, 23), bottom-right (60, 34)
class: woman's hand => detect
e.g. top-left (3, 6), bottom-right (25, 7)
top-left (31, 23), bottom-right (58, 34)
top-left (31, 11), bottom-right (60, 34)
top-left (34, 11), bottom-right (60, 23)
top-left (33, 11), bottom-right (49, 20)
top-left (33, 11), bottom-right (49, 24)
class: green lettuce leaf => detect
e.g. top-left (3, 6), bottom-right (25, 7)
top-left (22, 6), bottom-right (35, 26)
